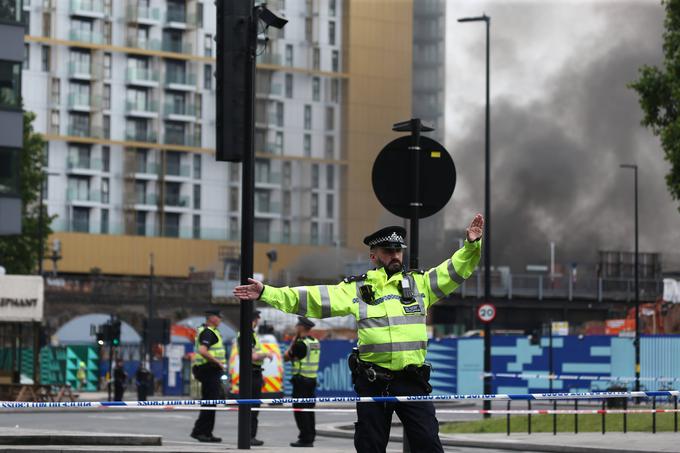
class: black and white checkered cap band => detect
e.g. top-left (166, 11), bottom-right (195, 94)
top-left (368, 232), bottom-right (406, 247)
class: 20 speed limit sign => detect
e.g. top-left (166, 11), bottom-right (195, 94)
top-left (477, 303), bottom-right (496, 323)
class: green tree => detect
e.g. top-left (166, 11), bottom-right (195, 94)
top-left (630, 0), bottom-right (680, 210)
top-left (0, 111), bottom-right (52, 274)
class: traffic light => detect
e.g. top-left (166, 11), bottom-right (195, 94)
top-left (215, 0), bottom-right (251, 162)
top-left (110, 320), bottom-right (121, 346)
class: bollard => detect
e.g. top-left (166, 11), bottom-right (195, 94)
top-left (601, 400), bottom-right (606, 435)
top-left (527, 400), bottom-right (532, 435)
top-left (574, 400), bottom-right (578, 434)
top-left (652, 396), bottom-right (656, 434)
top-left (623, 398), bottom-right (627, 434)
top-left (506, 400), bottom-right (511, 436)
top-left (552, 400), bottom-right (557, 435)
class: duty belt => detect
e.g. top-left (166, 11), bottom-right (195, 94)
top-left (347, 348), bottom-right (432, 392)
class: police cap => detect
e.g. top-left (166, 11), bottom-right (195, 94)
top-left (296, 317), bottom-right (315, 329)
top-left (205, 309), bottom-right (222, 318)
top-left (254, 309), bottom-right (261, 318)
top-left (363, 226), bottom-right (407, 249)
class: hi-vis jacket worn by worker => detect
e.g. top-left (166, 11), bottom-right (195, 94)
top-left (193, 326), bottom-right (227, 367)
top-left (259, 240), bottom-right (481, 371)
top-left (291, 337), bottom-right (321, 379)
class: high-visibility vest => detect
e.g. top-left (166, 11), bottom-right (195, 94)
top-left (291, 337), bottom-right (321, 379)
top-left (260, 240), bottom-right (482, 371)
top-left (193, 326), bottom-right (226, 367)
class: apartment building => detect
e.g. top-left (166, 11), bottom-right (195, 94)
top-left (22, 0), bottom-right (413, 278)
top-left (0, 0), bottom-right (24, 235)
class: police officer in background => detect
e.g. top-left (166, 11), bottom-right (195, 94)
top-left (190, 310), bottom-right (226, 443)
top-left (284, 317), bottom-right (320, 448)
top-left (236, 310), bottom-right (274, 446)
top-left (234, 214), bottom-right (484, 452)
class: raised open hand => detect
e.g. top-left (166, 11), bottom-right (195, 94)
top-left (233, 278), bottom-right (264, 300)
top-left (466, 213), bottom-right (484, 242)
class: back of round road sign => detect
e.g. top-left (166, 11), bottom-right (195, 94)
top-left (372, 136), bottom-right (456, 219)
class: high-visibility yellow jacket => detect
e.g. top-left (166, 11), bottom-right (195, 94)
top-left (193, 325), bottom-right (226, 367)
top-left (260, 240), bottom-right (481, 371)
top-left (291, 337), bottom-right (321, 379)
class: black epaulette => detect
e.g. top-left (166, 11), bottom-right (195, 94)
top-left (343, 273), bottom-right (367, 284)
top-left (407, 269), bottom-right (426, 275)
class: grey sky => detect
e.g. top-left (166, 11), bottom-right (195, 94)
top-left (441, 0), bottom-right (680, 270)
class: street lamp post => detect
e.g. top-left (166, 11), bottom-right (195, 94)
top-left (458, 13), bottom-right (491, 416)
top-left (620, 164), bottom-right (640, 394)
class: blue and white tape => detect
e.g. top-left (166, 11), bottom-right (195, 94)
top-left (486, 372), bottom-right (680, 382)
top-left (1, 390), bottom-right (679, 410)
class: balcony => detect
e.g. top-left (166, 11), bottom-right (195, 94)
top-left (164, 194), bottom-right (190, 207)
top-left (67, 125), bottom-right (99, 138)
top-left (165, 164), bottom-right (191, 178)
top-left (259, 142), bottom-right (282, 155)
top-left (163, 102), bottom-right (198, 120)
top-left (69, 29), bottom-right (104, 45)
top-left (135, 192), bottom-right (158, 206)
top-left (70, 0), bottom-right (106, 19)
top-left (164, 72), bottom-right (197, 91)
top-left (67, 93), bottom-right (100, 111)
top-left (125, 35), bottom-right (162, 51)
top-left (133, 162), bottom-right (161, 176)
top-left (125, 99), bottom-right (159, 118)
top-left (257, 53), bottom-right (283, 66)
top-left (255, 200), bottom-right (281, 215)
top-left (255, 172), bottom-right (282, 186)
top-left (68, 61), bottom-right (97, 80)
top-left (125, 129), bottom-right (158, 144)
top-left (125, 67), bottom-right (160, 87)
top-left (67, 188), bottom-right (101, 204)
top-left (164, 132), bottom-right (201, 148)
top-left (163, 9), bottom-right (197, 28)
top-left (67, 157), bottom-right (103, 172)
top-left (126, 5), bottom-right (161, 24)
top-left (161, 39), bottom-right (193, 55)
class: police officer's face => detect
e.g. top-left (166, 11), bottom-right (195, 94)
top-left (371, 247), bottom-right (403, 273)
top-left (206, 315), bottom-right (221, 327)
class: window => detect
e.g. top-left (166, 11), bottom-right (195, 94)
top-left (331, 79), bottom-right (339, 102)
top-left (69, 113), bottom-right (90, 137)
top-left (311, 222), bottom-right (318, 245)
top-left (104, 21), bottom-right (112, 44)
top-left (195, 93), bottom-right (202, 118)
top-left (230, 187), bottom-right (239, 211)
top-left (325, 106), bottom-right (334, 130)
top-left (311, 193), bottom-right (318, 217)
top-left (101, 177), bottom-right (110, 203)
top-left (229, 217), bottom-right (239, 239)
top-left (102, 146), bottom-right (110, 172)
top-left (329, 21), bottom-right (336, 45)
top-left (255, 159), bottom-right (270, 183)
top-left (127, 87), bottom-right (148, 110)
top-left (135, 180), bottom-right (147, 204)
top-left (68, 144), bottom-right (90, 169)
top-left (275, 101), bottom-right (284, 127)
top-left (275, 131), bottom-right (283, 154)
top-left (193, 184), bottom-right (201, 209)
top-left (163, 29), bottom-right (184, 53)
top-left (311, 164), bottom-right (319, 188)
top-left (103, 115), bottom-right (110, 139)
top-left (103, 84), bottom-right (111, 110)
top-left (329, 0), bottom-right (336, 16)
top-left (285, 73), bottom-right (293, 98)
top-left (283, 190), bottom-right (291, 215)
top-left (326, 164), bottom-right (334, 189)
top-left (135, 149), bottom-right (148, 173)
top-left (255, 189), bottom-right (271, 212)
top-left (285, 44), bottom-right (293, 67)
top-left (312, 77), bottom-right (320, 101)
top-left (193, 154), bottom-right (201, 179)
top-left (313, 47), bottom-right (320, 70)
top-left (23, 44), bottom-right (29, 69)
top-left (0, 148), bottom-right (20, 195)
top-left (283, 220), bottom-right (291, 243)
top-left (229, 162), bottom-right (239, 181)
top-left (193, 214), bottom-right (200, 239)
top-left (165, 121), bottom-right (186, 145)
top-left (0, 0), bottom-right (21, 22)
top-left (332, 50), bottom-right (339, 72)
top-left (204, 63), bottom-right (212, 90)
top-left (165, 151), bottom-right (182, 175)
top-left (136, 211), bottom-right (146, 236)
top-left (41, 45), bottom-right (50, 71)
top-left (326, 193), bottom-right (334, 218)
top-left (303, 134), bottom-right (311, 157)
top-left (101, 209), bottom-right (109, 234)
top-left (325, 135), bottom-right (334, 159)
top-left (305, 17), bottom-right (312, 41)
top-left (164, 182), bottom-right (182, 206)
top-left (204, 33), bottom-right (213, 57)
top-left (304, 105), bottom-right (311, 129)
top-left (104, 53), bottom-right (112, 79)
top-left (282, 162), bottom-right (291, 186)
top-left (0, 61), bottom-right (21, 108)
top-left (50, 109), bottom-right (59, 133)
top-left (72, 207), bottom-right (89, 233)
top-left (254, 219), bottom-right (270, 243)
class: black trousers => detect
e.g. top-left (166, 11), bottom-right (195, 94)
top-left (292, 375), bottom-right (317, 443)
top-left (251, 368), bottom-right (263, 439)
top-left (191, 365), bottom-right (223, 437)
top-left (353, 374), bottom-right (443, 453)
top-left (113, 382), bottom-right (125, 401)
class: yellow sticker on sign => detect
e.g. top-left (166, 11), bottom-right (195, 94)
top-left (430, 151), bottom-right (441, 158)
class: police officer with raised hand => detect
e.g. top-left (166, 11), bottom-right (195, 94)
top-left (190, 310), bottom-right (226, 443)
top-left (284, 317), bottom-right (320, 448)
top-left (234, 213), bottom-right (483, 452)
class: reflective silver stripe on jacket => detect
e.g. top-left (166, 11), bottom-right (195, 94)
top-left (296, 287), bottom-right (308, 316)
top-left (357, 315), bottom-right (425, 329)
top-left (319, 285), bottom-right (331, 318)
top-left (407, 274), bottom-right (425, 311)
top-left (428, 270), bottom-right (446, 300)
top-left (358, 341), bottom-right (428, 354)
top-left (447, 259), bottom-right (465, 284)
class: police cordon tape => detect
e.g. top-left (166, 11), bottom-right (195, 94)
top-left (165, 407), bottom-right (680, 415)
top-left (485, 372), bottom-right (680, 382)
top-left (2, 390), bottom-right (680, 409)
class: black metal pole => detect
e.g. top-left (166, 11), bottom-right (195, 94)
top-left (634, 166), bottom-right (640, 394)
top-left (482, 15), bottom-right (492, 418)
top-left (237, 2), bottom-right (256, 448)
top-left (38, 172), bottom-right (45, 275)
top-left (549, 322), bottom-right (553, 393)
top-left (107, 315), bottom-right (113, 402)
top-left (409, 118), bottom-right (422, 270)
top-left (147, 253), bottom-right (154, 364)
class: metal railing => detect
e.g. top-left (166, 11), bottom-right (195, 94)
top-left (125, 67), bottom-right (160, 84)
